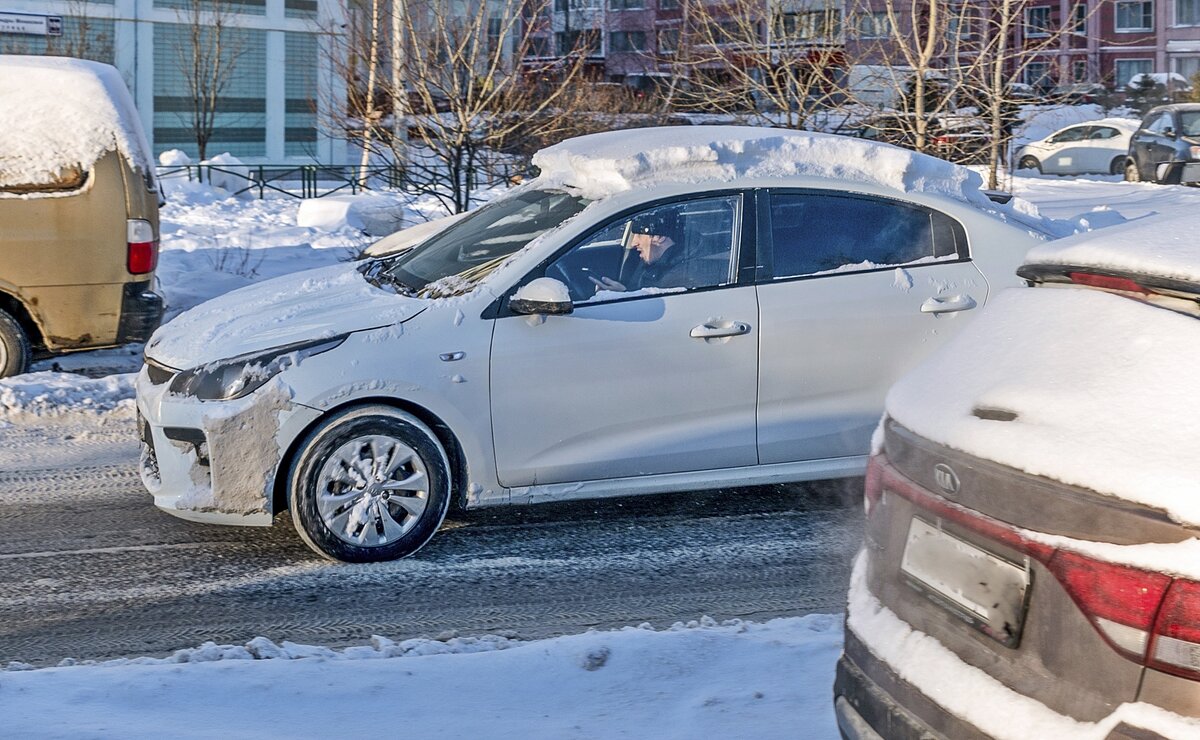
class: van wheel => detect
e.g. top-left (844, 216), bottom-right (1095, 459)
top-left (1018, 156), bottom-right (1041, 173)
top-left (288, 406), bottom-right (452, 562)
top-left (0, 309), bottom-right (31, 378)
top-left (1124, 159), bottom-right (1142, 182)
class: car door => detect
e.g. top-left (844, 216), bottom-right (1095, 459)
top-left (1133, 113), bottom-right (1173, 179)
top-left (490, 192), bottom-right (760, 487)
top-left (1082, 125), bottom-right (1124, 173)
top-left (756, 189), bottom-right (987, 464)
top-left (1043, 126), bottom-right (1089, 174)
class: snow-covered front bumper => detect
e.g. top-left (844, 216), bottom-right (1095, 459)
top-left (135, 365), bottom-right (321, 526)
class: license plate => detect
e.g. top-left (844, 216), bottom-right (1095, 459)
top-left (900, 517), bottom-right (1030, 648)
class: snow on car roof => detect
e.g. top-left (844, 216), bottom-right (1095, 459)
top-left (530, 125), bottom-right (995, 207)
top-left (1024, 211), bottom-right (1200, 285)
top-left (0, 55), bottom-right (152, 190)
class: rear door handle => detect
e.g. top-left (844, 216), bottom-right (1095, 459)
top-left (921, 295), bottom-right (977, 314)
top-left (690, 321), bottom-right (751, 338)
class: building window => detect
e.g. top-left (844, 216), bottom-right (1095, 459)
top-left (1176, 56), bottom-right (1200, 83)
top-left (1070, 3), bottom-right (1087, 34)
top-left (1179, 0), bottom-right (1200, 25)
top-left (1025, 6), bottom-right (1052, 36)
top-left (657, 27), bottom-right (679, 53)
top-left (855, 11), bottom-right (892, 38)
top-left (285, 32), bottom-right (318, 157)
top-left (609, 30), bottom-right (647, 52)
top-left (1115, 58), bottom-right (1153, 86)
top-left (487, 17), bottom-right (503, 56)
top-left (1072, 59), bottom-right (1088, 81)
top-left (1116, 0), bottom-right (1153, 31)
top-left (660, 0), bottom-right (680, 9)
top-left (609, 0), bottom-right (644, 10)
top-left (529, 35), bottom-right (552, 57)
top-left (1024, 60), bottom-right (1052, 89)
top-left (776, 10), bottom-right (842, 40)
top-left (556, 30), bottom-right (600, 55)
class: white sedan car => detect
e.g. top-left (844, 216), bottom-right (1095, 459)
top-left (137, 126), bottom-right (1049, 562)
top-left (1016, 118), bottom-right (1140, 176)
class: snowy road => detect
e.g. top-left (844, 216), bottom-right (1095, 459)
top-left (0, 414), bottom-right (862, 667)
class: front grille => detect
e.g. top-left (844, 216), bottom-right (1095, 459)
top-left (145, 359), bottom-right (175, 385)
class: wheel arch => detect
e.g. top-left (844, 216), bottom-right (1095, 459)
top-left (0, 288), bottom-right (46, 351)
top-left (272, 396), bottom-right (470, 515)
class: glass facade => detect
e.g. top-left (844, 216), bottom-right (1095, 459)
top-left (0, 16), bottom-right (114, 62)
top-left (153, 23), bottom-right (268, 158)
top-left (285, 32), bottom-right (319, 157)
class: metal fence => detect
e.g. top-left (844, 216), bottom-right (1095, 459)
top-left (154, 164), bottom-right (408, 199)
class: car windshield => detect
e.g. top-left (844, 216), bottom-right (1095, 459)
top-left (376, 189), bottom-right (589, 296)
top-left (1181, 111), bottom-right (1200, 137)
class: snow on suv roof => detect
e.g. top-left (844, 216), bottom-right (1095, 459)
top-left (0, 55), bottom-right (152, 189)
top-left (1024, 211), bottom-right (1200, 285)
top-left (530, 125), bottom-right (994, 207)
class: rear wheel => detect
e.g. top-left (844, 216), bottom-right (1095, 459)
top-left (0, 309), bottom-right (30, 378)
top-left (1017, 156), bottom-right (1041, 173)
top-left (1110, 157), bottom-right (1128, 176)
top-left (1124, 158), bottom-right (1143, 182)
top-left (288, 406), bottom-right (452, 562)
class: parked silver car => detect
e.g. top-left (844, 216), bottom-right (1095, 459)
top-left (136, 127), bottom-right (1045, 561)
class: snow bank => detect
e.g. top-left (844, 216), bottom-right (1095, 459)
top-left (886, 285), bottom-right (1200, 527)
top-left (296, 192), bottom-right (411, 236)
top-left (0, 56), bottom-right (152, 190)
top-left (0, 372), bottom-right (134, 421)
top-left (532, 125), bottom-right (994, 208)
top-left (0, 616), bottom-right (844, 740)
top-left (1025, 211), bottom-right (1200, 285)
top-left (199, 152), bottom-right (249, 194)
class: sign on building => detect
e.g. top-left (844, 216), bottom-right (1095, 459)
top-left (0, 11), bottom-right (64, 37)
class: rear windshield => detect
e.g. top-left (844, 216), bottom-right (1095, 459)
top-left (382, 189), bottom-right (589, 292)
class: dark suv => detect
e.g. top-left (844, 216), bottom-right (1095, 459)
top-left (834, 214), bottom-right (1200, 739)
top-left (1125, 104), bottom-right (1200, 184)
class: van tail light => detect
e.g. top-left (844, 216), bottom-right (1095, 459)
top-left (127, 219), bottom-right (158, 274)
top-left (864, 453), bottom-right (884, 517)
top-left (1150, 580), bottom-right (1200, 681)
top-left (878, 454), bottom-right (1200, 682)
top-left (1067, 272), bottom-right (1148, 294)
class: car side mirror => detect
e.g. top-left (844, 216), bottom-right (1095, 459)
top-left (1164, 127), bottom-right (1176, 138)
top-left (509, 277), bottom-right (573, 316)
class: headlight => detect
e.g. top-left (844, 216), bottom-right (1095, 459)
top-left (169, 335), bottom-right (347, 401)
top-left (1189, 145), bottom-right (1200, 161)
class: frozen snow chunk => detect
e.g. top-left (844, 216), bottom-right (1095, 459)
top-left (245, 636), bottom-right (287, 660)
top-left (513, 277), bottom-right (571, 304)
top-left (297, 193), bottom-right (410, 236)
top-left (159, 149), bottom-right (191, 167)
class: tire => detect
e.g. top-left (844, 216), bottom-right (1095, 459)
top-left (0, 309), bottom-right (31, 378)
top-left (1110, 156), bottom-right (1128, 176)
top-left (1124, 158), bottom-right (1142, 183)
top-left (1018, 156), bottom-right (1041, 173)
top-left (288, 406), bottom-right (452, 562)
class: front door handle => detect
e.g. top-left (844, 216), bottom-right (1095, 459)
top-left (921, 295), bottom-right (977, 314)
top-left (690, 321), bottom-right (751, 338)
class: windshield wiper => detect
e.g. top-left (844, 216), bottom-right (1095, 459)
top-left (359, 260), bottom-right (416, 296)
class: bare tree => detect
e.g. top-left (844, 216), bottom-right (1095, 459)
top-left (677, 0), bottom-right (846, 129)
top-left (174, 0), bottom-right (246, 163)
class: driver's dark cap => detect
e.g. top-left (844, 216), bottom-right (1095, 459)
top-left (629, 210), bottom-right (679, 238)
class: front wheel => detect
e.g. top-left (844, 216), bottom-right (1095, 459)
top-left (1124, 158), bottom-right (1142, 182)
top-left (0, 309), bottom-right (30, 378)
top-left (1018, 156), bottom-right (1041, 173)
top-left (1110, 156), bottom-right (1128, 176)
top-left (288, 406), bottom-right (452, 562)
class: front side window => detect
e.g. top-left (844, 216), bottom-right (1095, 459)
top-left (1116, 0), bottom-right (1153, 31)
top-left (1180, 111), bottom-right (1200, 136)
top-left (379, 189), bottom-right (589, 294)
top-left (1146, 112), bottom-right (1174, 134)
top-left (546, 195), bottom-right (741, 303)
top-left (767, 192), bottom-right (964, 280)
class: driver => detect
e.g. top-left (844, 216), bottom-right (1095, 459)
top-left (590, 211), bottom-right (689, 293)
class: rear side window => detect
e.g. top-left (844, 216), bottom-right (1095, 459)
top-left (1050, 127), bottom-right (1088, 143)
top-left (767, 191), bottom-right (965, 280)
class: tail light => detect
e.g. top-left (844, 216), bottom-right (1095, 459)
top-left (877, 453), bottom-right (1200, 682)
top-left (864, 454), bottom-right (884, 517)
top-left (1068, 272), bottom-right (1148, 294)
top-left (933, 135), bottom-right (952, 146)
top-left (127, 219), bottom-right (158, 275)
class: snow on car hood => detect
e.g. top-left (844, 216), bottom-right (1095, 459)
top-left (1025, 212), bottom-right (1200, 285)
top-left (886, 286), bottom-right (1200, 528)
top-left (145, 263), bottom-right (427, 369)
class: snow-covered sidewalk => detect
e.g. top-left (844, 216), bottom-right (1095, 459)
top-left (0, 615), bottom-right (842, 739)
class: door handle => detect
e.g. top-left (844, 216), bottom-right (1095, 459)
top-left (921, 295), bottom-right (977, 314)
top-left (690, 321), bottom-right (751, 338)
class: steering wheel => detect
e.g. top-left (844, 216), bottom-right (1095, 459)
top-left (547, 262), bottom-right (592, 302)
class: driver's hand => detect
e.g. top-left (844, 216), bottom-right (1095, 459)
top-left (589, 275), bottom-right (626, 292)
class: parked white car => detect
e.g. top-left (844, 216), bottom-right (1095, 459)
top-left (137, 126), bottom-right (1051, 562)
top-left (1016, 118), bottom-right (1140, 176)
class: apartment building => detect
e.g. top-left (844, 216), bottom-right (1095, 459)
top-left (0, 0), bottom-right (348, 162)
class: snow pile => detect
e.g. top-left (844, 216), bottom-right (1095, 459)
top-left (0, 616), bottom-right (843, 739)
top-left (200, 152), bottom-right (249, 194)
top-left (1127, 72), bottom-right (1193, 91)
top-left (1025, 212), bottom-right (1200, 284)
top-left (886, 285), bottom-right (1200, 526)
top-left (532, 125), bottom-right (995, 207)
top-left (0, 56), bottom-right (152, 190)
top-left (514, 276), bottom-right (571, 303)
top-left (296, 192), bottom-right (413, 236)
top-left (158, 149), bottom-right (190, 168)
top-left (0, 372), bottom-right (134, 420)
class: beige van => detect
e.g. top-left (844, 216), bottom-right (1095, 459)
top-left (0, 55), bottom-right (162, 377)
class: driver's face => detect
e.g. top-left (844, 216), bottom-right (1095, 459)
top-left (629, 232), bottom-right (668, 263)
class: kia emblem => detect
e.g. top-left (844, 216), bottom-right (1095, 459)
top-left (933, 463), bottom-right (960, 496)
